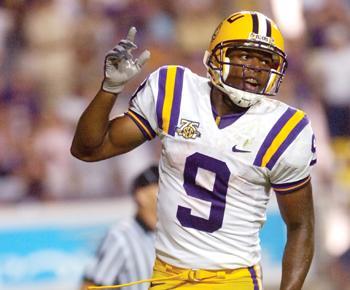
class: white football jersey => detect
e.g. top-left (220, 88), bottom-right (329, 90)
top-left (126, 66), bottom-right (316, 269)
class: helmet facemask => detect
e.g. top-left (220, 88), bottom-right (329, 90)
top-left (204, 40), bottom-right (288, 107)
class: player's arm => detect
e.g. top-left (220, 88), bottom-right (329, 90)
top-left (276, 181), bottom-right (315, 290)
top-left (80, 279), bottom-right (95, 290)
top-left (71, 90), bottom-right (146, 161)
top-left (71, 27), bottom-right (150, 162)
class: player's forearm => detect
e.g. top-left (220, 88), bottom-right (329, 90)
top-left (280, 222), bottom-right (314, 290)
top-left (71, 89), bottom-right (118, 153)
top-left (80, 278), bottom-right (95, 290)
top-left (72, 27), bottom-right (149, 160)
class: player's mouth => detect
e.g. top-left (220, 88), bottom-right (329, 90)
top-left (243, 78), bottom-right (260, 93)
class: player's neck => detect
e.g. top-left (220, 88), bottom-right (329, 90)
top-left (210, 86), bottom-right (248, 116)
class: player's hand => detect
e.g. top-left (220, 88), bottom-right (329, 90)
top-left (102, 27), bottom-right (150, 94)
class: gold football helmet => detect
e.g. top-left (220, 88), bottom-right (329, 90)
top-left (204, 11), bottom-right (288, 107)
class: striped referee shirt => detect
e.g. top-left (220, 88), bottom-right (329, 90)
top-left (84, 217), bottom-right (155, 290)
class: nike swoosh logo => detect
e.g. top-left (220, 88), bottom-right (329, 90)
top-left (232, 145), bottom-right (251, 153)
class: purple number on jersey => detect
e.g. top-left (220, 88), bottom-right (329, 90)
top-left (176, 152), bottom-right (230, 233)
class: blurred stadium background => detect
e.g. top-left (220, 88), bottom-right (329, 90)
top-left (0, 0), bottom-right (349, 289)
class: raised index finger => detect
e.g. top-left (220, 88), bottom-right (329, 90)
top-left (126, 26), bottom-right (137, 43)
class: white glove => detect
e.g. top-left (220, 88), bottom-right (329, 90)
top-left (102, 27), bottom-right (151, 94)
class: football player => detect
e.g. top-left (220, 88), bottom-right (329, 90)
top-left (71, 11), bottom-right (316, 290)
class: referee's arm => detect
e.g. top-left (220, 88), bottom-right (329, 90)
top-left (80, 228), bottom-right (126, 289)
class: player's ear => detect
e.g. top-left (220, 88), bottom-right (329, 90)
top-left (134, 184), bottom-right (158, 208)
top-left (133, 188), bottom-right (146, 207)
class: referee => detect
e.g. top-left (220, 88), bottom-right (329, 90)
top-left (80, 165), bottom-right (159, 290)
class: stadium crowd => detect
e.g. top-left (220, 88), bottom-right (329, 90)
top-left (0, 0), bottom-right (349, 289)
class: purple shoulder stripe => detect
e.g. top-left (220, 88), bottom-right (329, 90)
top-left (254, 108), bottom-right (296, 167)
top-left (168, 66), bottom-right (185, 136)
top-left (266, 115), bottom-right (309, 170)
top-left (156, 67), bottom-right (167, 130)
top-left (155, 66), bottom-right (185, 135)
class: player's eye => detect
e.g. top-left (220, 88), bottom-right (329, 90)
top-left (260, 54), bottom-right (274, 66)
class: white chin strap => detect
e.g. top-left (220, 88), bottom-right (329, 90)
top-left (213, 82), bottom-right (262, 108)
top-left (203, 50), bottom-right (262, 108)
top-left (218, 56), bottom-right (262, 108)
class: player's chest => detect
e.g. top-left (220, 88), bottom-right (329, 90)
top-left (160, 110), bottom-right (266, 172)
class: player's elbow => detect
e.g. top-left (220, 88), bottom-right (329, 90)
top-left (287, 217), bottom-right (314, 233)
top-left (70, 144), bottom-right (97, 162)
top-left (286, 217), bottom-right (315, 247)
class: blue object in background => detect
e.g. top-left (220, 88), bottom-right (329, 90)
top-left (0, 208), bottom-right (286, 289)
top-left (260, 210), bottom-right (286, 263)
top-left (0, 225), bottom-right (109, 287)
